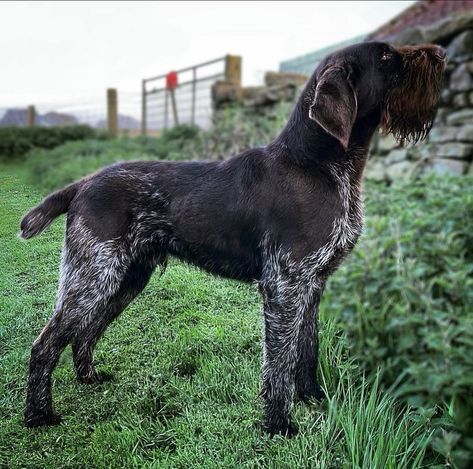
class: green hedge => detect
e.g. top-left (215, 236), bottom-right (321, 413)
top-left (0, 125), bottom-right (105, 160)
top-left (324, 174), bottom-right (473, 466)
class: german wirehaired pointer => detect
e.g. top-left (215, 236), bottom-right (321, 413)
top-left (20, 42), bottom-right (445, 435)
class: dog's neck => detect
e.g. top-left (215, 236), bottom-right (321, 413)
top-left (271, 92), bottom-right (380, 180)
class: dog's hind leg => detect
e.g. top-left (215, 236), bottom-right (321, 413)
top-left (24, 222), bottom-right (133, 427)
top-left (71, 257), bottom-right (159, 384)
top-left (24, 307), bottom-right (77, 427)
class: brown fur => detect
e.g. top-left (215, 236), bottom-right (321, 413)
top-left (381, 44), bottom-right (446, 144)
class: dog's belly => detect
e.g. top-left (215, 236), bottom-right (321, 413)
top-left (164, 186), bottom-right (264, 281)
top-left (166, 236), bottom-right (262, 282)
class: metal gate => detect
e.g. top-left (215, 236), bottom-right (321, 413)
top-left (141, 55), bottom-right (240, 135)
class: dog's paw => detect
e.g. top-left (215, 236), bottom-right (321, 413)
top-left (24, 410), bottom-right (62, 428)
top-left (77, 370), bottom-right (114, 385)
top-left (264, 420), bottom-right (299, 438)
top-left (299, 385), bottom-right (326, 404)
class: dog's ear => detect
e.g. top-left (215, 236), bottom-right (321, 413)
top-left (309, 65), bottom-right (357, 150)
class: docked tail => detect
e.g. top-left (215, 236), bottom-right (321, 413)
top-left (19, 182), bottom-right (80, 239)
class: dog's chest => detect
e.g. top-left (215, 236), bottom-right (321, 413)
top-left (307, 174), bottom-right (363, 275)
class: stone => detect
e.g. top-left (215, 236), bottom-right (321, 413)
top-left (365, 159), bottom-right (386, 181)
top-left (453, 92), bottom-right (469, 108)
top-left (440, 88), bottom-right (452, 106)
top-left (450, 63), bottom-right (473, 92)
top-left (447, 29), bottom-right (473, 60)
top-left (457, 125), bottom-right (473, 142)
top-left (211, 81), bottom-right (242, 108)
top-left (241, 84), bottom-right (297, 107)
top-left (417, 143), bottom-right (473, 160)
top-left (385, 160), bottom-right (413, 180)
top-left (385, 148), bottom-right (408, 165)
top-left (264, 71), bottom-right (307, 88)
top-left (428, 126), bottom-right (458, 143)
top-left (384, 11), bottom-right (473, 46)
top-left (423, 159), bottom-right (468, 176)
top-left (427, 12), bottom-right (473, 44)
top-left (385, 14), bottom-right (473, 46)
top-left (241, 86), bottom-right (267, 106)
top-left (446, 62), bottom-right (456, 74)
top-left (434, 107), bottom-right (451, 126)
top-left (408, 146), bottom-right (423, 161)
top-left (265, 84), bottom-right (297, 103)
top-left (387, 28), bottom-right (424, 46)
top-left (467, 61), bottom-right (473, 74)
top-left (447, 109), bottom-right (473, 125)
top-left (377, 134), bottom-right (398, 153)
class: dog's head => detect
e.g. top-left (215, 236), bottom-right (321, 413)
top-left (308, 41), bottom-right (446, 149)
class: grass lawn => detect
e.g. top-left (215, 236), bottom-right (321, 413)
top-left (0, 162), bottom-right (463, 468)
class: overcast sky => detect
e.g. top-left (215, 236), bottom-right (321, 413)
top-left (1, 1), bottom-right (414, 112)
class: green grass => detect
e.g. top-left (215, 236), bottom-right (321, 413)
top-left (1, 160), bottom-right (471, 468)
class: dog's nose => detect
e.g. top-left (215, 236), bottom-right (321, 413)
top-left (433, 46), bottom-right (447, 61)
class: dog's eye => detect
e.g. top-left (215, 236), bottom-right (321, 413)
top-left (381, 51), bottom-right (393, 61)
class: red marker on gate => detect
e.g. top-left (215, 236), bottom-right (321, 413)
top-left (166, 71), bottom-right (179, 125)
top-left (166, 71), bottom-right (178, 90)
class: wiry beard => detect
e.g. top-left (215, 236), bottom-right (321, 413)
top-left (380, 45), bottom-right (446, 145)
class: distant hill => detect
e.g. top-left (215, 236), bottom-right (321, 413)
top-left (96, 114), bottom-right (141, 130)
top-left (0, 109), bottom-right (29, 126)
top-left (0, 108), bottom-right (78, 127)
top-left (0, 108), bottom-right (140, 129)
top-left (41, 112), bottom-right (78, 126)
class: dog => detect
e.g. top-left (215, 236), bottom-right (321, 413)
top-left (20, 41), bottom-right (446, 435)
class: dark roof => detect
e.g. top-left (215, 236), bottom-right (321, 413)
top-left (369, 0), bottom-right (473, 40)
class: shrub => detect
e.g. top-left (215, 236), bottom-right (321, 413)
top-left (160, 124), bottom-right (200, 146)
top-left (0, 125), bottom-right (104, 161)
top-left (323, 174), bottom-right (473, 466)
top-left (186, 103), bottom-right (292, 160)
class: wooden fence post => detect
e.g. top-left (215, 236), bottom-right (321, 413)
top-left (225, 55), bottom-right (242, 86)
top-left (27, 105), bottom-right (36, 127)
top-left (141, 80), bottom-right (147, 137)
top-left (107, 88), bottom-right (118, 137)
top-left (169, 89), bottom-right (179, 126)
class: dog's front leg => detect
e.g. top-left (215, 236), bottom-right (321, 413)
top-left (260, 298), bottom-right (298, 436)
top-left (259, 276), bottom-right (315, 437)
top-left (295, 292), bottom-right (325, 403)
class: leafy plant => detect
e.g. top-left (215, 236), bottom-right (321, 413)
top-left (323, 174), bottom-right (473, 467)
top-left (0, 125), bottom-right (104, 161)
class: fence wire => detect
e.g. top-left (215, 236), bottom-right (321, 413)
top-left (143, 56), bottom-right (226, 133)
top-left (2, 56), bottom-right (234, 135)
top-left (0, 91), bottom-right (142, 133)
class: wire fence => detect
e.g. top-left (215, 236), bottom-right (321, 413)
top-left (0, 91), bottom-right (142, 134)
top-left (1, 54), bottom-right (241, 137)
top-left (142, 55), bottom-right (241, 134)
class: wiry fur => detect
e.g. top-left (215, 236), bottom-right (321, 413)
top-left (20, 41), bottom-right (445, 435)
top-left (381, 44), bottom-right (446, 145)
